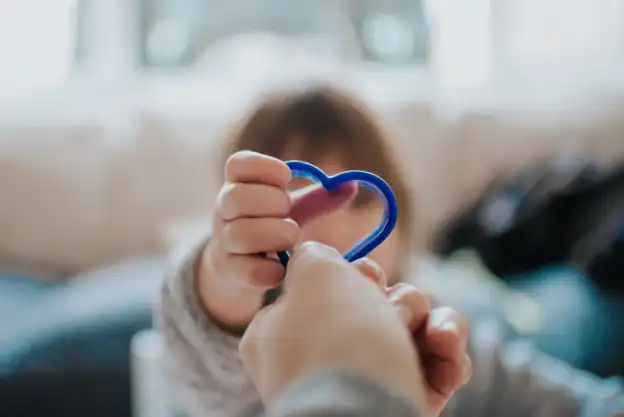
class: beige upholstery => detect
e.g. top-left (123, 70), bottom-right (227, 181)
top-left (0, 96), bottom-right (623, 275)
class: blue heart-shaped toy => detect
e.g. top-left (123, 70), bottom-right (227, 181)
top-left (276, 160), bottom-right (398, 266)
top-left (264, 160), bottom-right (398, 305)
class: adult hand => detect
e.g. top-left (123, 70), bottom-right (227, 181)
top-left (387, 284), bottom-right (472, 414)
top-left (342, 261), bottom-right (473, 412)
top-left (239, 242), bottom-right (427, 412)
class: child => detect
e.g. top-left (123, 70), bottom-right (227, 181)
top-left (157, 87), bottom-right (623, 417)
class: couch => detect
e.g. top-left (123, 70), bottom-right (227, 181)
top-left (1, 75), bottom-right (623, 416)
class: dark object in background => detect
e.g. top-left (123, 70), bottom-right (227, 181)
top-left (433, 155), bottom-right (624, 378)
top-left (588, 238), bottom-right (624, 293)
top-left (435, 157), bottom-right (624, 292)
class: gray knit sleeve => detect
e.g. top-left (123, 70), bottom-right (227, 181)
top-left (269, 369), bottom-right (426, 417)
top-left (155, 235), bottom-right (262, 417)
top-left (441, 317), bottom-right (624, 417)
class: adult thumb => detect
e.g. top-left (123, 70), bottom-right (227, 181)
top-left (282, 241), bottom-right (349, 293)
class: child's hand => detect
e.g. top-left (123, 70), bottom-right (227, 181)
top-left (198, 151), bottom-right (356, 329)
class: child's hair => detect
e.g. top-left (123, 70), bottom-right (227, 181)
top-left (220, 85), bottom-right (414, 249)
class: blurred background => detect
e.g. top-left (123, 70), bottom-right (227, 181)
top-left (0, 0), bottom-right (622, 416)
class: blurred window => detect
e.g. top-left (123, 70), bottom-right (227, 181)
top-left (0, 0), bottom-right (81, 95)
top-left (497, 0), bottom-right (624, 80)
top-left (138, 0), bottom-right (430, 67)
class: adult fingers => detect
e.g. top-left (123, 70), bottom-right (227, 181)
top-left (353, 257), bottom-right (387, 288)
top-left (388, 284), bottom-right (431, 331)
top-left (420, 307), bottom-right (469, 361)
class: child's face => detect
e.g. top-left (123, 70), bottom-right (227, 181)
top-left (285, 152), bottom-right (402, 281)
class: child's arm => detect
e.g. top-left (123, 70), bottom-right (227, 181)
top-left (155, 152), bottom-right (356, 417)
top-left (156, 236), bottom-right (262, 417)
top-left (446, 318), bottom-right (624, 417)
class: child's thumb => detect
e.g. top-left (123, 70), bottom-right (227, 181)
top-left (288, 182), bottom-right (357, 227)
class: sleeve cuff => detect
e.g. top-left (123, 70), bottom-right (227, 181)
top-left (271, 368), bottom-right (425, 417)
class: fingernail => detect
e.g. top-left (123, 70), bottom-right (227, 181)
top-left (429, 308), bottom-right (454, 329)
top-left (388, 283), bottom-right (408, 303)
top-left (440, 319), bottom-right (459, 335)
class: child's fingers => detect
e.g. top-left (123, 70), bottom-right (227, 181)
top-left (221, 253), bottom-right (285, 289)
top-left (353, 258), bottom-right (387, 288)
top-left (288, 182), bottom-right (358, 227)
top-left (220, 218), bottom-right (299, 255)
top-left (217, 183), bottom-right (291, 221)
top-left (387, 284), bottom-right (430, 331)
top-left (225, 151), bottom-right (292, 188)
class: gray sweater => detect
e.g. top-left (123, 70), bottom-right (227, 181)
top-left (156, 236), bottom-right (624, 417)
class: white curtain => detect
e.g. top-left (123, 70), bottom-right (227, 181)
top-left (499, 0), bottom-right (624, 81)
top-left (424, 0), bottom-right (624, 87)
top-left (425, 0), bottom-right (493, 88)
top-left (0, 0), bottom-right (77, 97)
